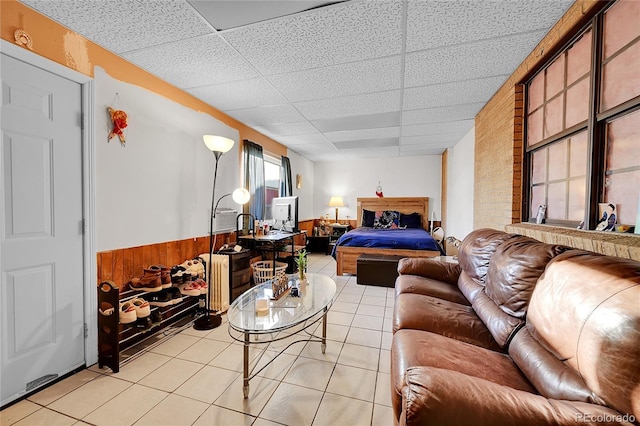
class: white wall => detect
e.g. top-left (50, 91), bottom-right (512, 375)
top-left (313, 156), bottom-right (442, 222)
top-left (95, 67), bottom-right (243, 251)
top-left (287, 150), bottom-right (315, 221)
top-left (446, 126), bottom-right (475, 239)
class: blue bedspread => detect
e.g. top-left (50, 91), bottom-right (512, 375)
top-left (332, 227), bottom-right (443, 256)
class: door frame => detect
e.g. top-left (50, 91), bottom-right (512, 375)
top-left (1, 40), bottom-right (98, 366)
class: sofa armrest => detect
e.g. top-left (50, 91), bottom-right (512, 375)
top-left (397, 258), bottom-right (461, 285)
top-left (400, 367), bottom-right (633, 426)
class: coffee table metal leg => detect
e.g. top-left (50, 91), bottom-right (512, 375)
top-left (243, 333), bottom-right (249, 398)
top-left (321, 308), bottom-right (327, 354)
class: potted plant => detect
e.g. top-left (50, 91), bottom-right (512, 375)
top-left (295, 249), bottom-right (308, 285)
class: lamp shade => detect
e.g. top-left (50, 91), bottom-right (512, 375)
top-left (232, 188), bottom-right (251, 205)
top-left (328, 196), bottom-right (345, 207)
top-left (203, 135), bottom-right (234, 153)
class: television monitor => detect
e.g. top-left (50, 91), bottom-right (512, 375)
top-left (272, 196), bottom-right (299, 232)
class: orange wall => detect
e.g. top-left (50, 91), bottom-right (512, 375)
top-left (0, 0), bottom-right (286, 157)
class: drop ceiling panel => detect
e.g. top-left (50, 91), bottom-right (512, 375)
top-left (187, 1), bottom-right (335, 30)
top-left (401, 120), bottom-right (474, 137)
top-left (403, 75), bottom-right (508, 110)
top-left (277, 133), bottom-right (333, 146)
top-left (226, 104), bottom-right (306, 126)
top-left (295, 91), bottom-right (402, 121)
top-left (404, 31), bottom-right (547, 87)
top-left (402, 103), bottom-right (484, 125)
top-left (220, 1), bottom-right (403, 75)
top-left (325, 126), bottom-right (400, 143)
top-left (313, 112), bottom-right (400, 132)
top-left (254, 121), bottom-right (320, 137)
top-left (342, 146), bottom-right (400, 159)
top-left (399, 145), bottom-right (447, 156)
top-left (187, 78), bottom-right (288, 111)
top-left (334, 137), bottom-right (399, 150)
top-left (23, 0), bottom-right (213, 54)
top-left (401, 134), bottom-right (468, 145)
top-left (406, 0), bottom-right (573, 53)
top-left (122, 34), bottom-right (259, 88)
top-left (268, 56), bottom-right (402, 102)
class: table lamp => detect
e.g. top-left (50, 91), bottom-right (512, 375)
top-left (328, 196), bottom-right (345, 225)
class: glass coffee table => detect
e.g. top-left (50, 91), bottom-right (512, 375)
top-left (227, 273), bottom-right (336, 398)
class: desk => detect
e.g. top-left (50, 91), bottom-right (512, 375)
top-left (237, 231), bottom-right (305, 275)
top-left (227, 273), bottom-right (336, 398)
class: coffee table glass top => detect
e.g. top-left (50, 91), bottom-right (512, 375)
top-left (227, 273), bottom-right (336, 334)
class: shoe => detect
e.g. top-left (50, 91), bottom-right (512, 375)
top-left (150, 309), bottom-right (162, 324)
top-left (119, 301), bottom-right (136, 324)
top-left (131, 298), bottom-right (150, 317)
top-left (194, 278), bottom-right (208, 294)
top-left (154, 264), bottom-right (172, 288)
top-left (165, 286), bottom-right (183, 305)
top-left (135, 315), bottom-right (153, 331)
top-left (171, 265), bottom-right (186, 284)
top-left (142, 290), bottom-right (173, 307)
top-left (179, 281), bottom-right (201, 297)
top-left (182, 258), bottom-right (205, 279)
top-left (129, 266), bottom-right (162, 292)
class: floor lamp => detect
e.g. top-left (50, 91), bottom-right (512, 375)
top-left (193, 135), bottom-right (248, 330)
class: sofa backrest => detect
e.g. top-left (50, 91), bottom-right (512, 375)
top-left (515, 250), bottom-right (640, 418)
top-left (457, 229), bottom-right (514, 304)
top-left (470, 235), bottom-right (570, 348)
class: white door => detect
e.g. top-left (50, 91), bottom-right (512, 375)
top-left (1, 53), bottom-right (85, 406)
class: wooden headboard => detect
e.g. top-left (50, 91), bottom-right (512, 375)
top-left (356, 197), bottom-right (430, 230)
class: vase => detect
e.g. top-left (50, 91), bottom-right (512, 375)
top-left (298, 276), bottom-right (308, 293)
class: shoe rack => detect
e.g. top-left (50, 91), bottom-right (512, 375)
top-left (97, 281), bottom-right (200, 373)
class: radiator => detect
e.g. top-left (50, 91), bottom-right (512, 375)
top-left (199, 254), bottom-right (230, 312)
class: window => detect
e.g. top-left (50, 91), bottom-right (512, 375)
top-left (264, 154), bottom-right (281, 219)
top-left (524, 0), bottom-right (640, 228)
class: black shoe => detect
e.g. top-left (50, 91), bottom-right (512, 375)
top-left (166, 287), bottom-right (184, 305)
top-left (135, 315), bottom-right (153, 331)
top-left (142, 290), bottom-right (172, 307)
top-left (150, 309), bottom-right (162, 324)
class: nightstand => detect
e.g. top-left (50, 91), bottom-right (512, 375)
top-left (306, 235), bottom-right (330, 254)
top-left (328, 224), bottom-right (350, 253)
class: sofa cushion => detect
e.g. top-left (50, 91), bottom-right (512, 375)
top-left (457, 228), bottom-right (514, 287)
top-left (393, 293), bottom-right (501, 350)
top-left (391, 329), bottom-right (536, 421)
top-left (395, 274), bottom-right (470, 305)
top-left (469, 289), bottom-right (522, 349)
top-left (485, 236), bottom-right (570, 318)
top-left (526, 250), bottom-right (640, 419)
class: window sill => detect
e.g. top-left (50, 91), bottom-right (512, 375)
top-left (505, 222), bottom-right (640, 261)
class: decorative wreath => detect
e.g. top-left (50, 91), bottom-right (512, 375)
top-left (108, 107), bottom-right (128, 145)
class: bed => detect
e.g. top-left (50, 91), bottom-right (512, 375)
top-left (334, 197), bottom-right (442, 275)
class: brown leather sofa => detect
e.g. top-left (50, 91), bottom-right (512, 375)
top-left (391, 228), bottom-right (640, 425)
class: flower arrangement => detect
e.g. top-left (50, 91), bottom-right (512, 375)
top-left (108, 106), bottom-right (128, 145)
top-left (295, 249), bottom-right (308, 281)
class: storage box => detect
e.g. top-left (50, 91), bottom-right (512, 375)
top-left (356, 254), bottom-right (405, 287)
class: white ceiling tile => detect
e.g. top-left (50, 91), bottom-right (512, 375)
top-left (225, 104), bottom-right (306, 126)
top-left (405, 31), bottom-right (547, 87)
top-left (313, 112), bottom-right (400, 132)
top-left (122, 34), bottom-right (259, 88)
top-left (406, 0), bottom-right (573, 52)
top-left (403, 75), bottom-right (507, 110)
top-left (22, 0), bottom-right (213, 53)
top-left (221, 1), bottom-right (403, 75)
top-left (342, 146), bottom-right (400, 159)
top-left (399, 147), bottom-right (446, 156)
top-left (401, 120), bottom-right (474, 137)
top-left (254, 122), bottom-right (319, 137)
top-left (325, 127), bottom-right (400, 143)
top-left (402, 104), bottom-right (484, 125)
top-left (187, 78), bottom-right (288, 111)
top-left (334, 138), bottom-right (399, 150)
top-left (295, 91), bottom-right (402, 121)
top-left (401, 134), bottom-right (466, 145)
top-left (268, 56), bottom-right (402, 102)
top-left (276, 133), bottom-right (332, 146)
top-left (310, 152), bottom-right (349, 162)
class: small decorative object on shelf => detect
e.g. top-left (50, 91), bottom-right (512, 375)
top-left (271, 274), bottom-right (290, 300)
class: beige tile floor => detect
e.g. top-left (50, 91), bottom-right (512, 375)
top-left (1, 254), bottom-right (396, 426)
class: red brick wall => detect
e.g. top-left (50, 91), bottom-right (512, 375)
top-left (474, 0), bottom-right (605, 229)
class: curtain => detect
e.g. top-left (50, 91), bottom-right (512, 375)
top-left (280, 155), bottom-right (293, 197)
top-left (243, 139), bottom-right (265, 220)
